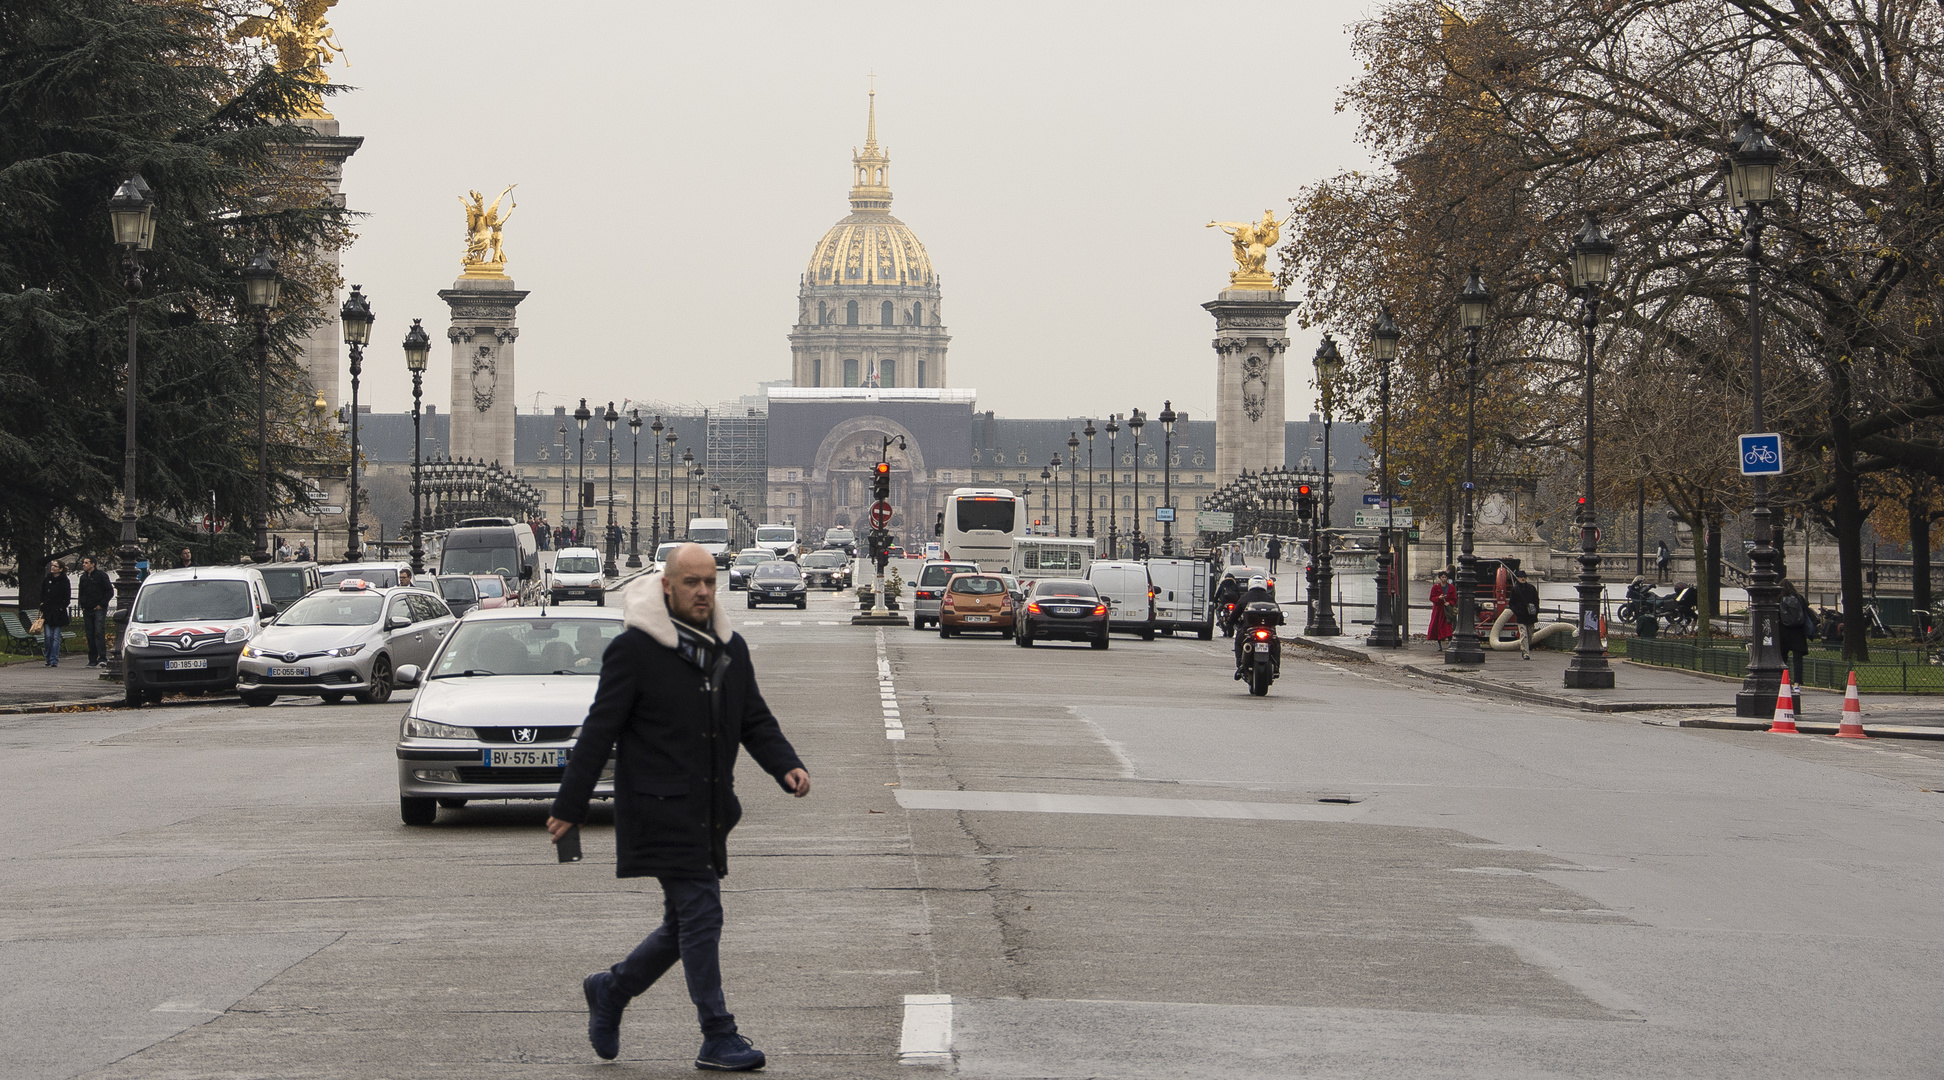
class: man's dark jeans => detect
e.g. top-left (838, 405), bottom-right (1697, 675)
top-left (83, 608), bottom-right (107, 665)
top-left (611, 876), bottom-right (735, 1036)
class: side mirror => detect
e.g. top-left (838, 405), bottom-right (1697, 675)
top-left (388, 615), bottom-right (412, 630)
top-left (395, 664), bottom-right (421, 688)
top-left (260, 602), bottom-right (280, 619)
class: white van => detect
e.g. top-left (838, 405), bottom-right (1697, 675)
top-left (1086, 560), bottom-right (1157, 640)
top-left (1144, 557), bottom-right (1216, 639)
top-left (121, 565), bottom-right (276, 707)
top-left (1013, 537), bottom-right (1095, 579)
top-left (753, 523), bottom-right (797, 559)
top-left (550, 546), bottom-right (606, 605)
top-left (686, 517), bottom-right (733, 567)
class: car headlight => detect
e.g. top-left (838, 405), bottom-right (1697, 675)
top-left (225, 625), bottom-right (250, 643)
top-left (403, 718), bottom-right (478, 739)
top-left (127, 630), bottom-right (148, 648)
top-left (328, 643), bottom-right (365, 658)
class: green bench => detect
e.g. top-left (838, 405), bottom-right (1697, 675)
top-left (1, 609), bottom-right (82, 654)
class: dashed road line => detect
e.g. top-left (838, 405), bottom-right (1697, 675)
top-left (877, 629), bottom-right (904, 740)
top-left (899, 993), bottom-right (953, 1065)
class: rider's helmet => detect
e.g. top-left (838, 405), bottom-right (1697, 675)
top-left (1248, 574), bottom-right (1269, 592)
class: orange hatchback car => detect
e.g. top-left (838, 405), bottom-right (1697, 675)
top-left (938, 573), bottom-right (1016, 638)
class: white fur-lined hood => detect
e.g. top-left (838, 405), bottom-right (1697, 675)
top-left (619, 569), bottom-right (734, 647)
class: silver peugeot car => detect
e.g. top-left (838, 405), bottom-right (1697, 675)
top-left (236, 580), bottom-right (455, 706)
top-left (393, 605), bottom-right (621, 825)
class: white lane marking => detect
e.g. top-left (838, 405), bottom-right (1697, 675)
top-left (779, 620), bottom-right (803, 625)
top-left (151, 1001), bottom-right (222, 1014)
top-left (745, 621), bottom-right (766, 626)
top-left (893, 789), bottom-right (1367, 822)
top-left (819, 620), bottom-right (839, 625)
top-left (876, 629), bottom-right (902, 741)
top-left (899, 993), bottom-right (953, 1065)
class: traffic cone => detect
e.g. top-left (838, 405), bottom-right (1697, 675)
top-left (1768, 670), bottom-right (1799, 734)
top-left (1833, 670), bottom-right (1869, 739)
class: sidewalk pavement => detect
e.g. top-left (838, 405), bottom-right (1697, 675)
top-left (0, 656), bottom-right (124, 711)
top-left (1283, 629), bottom-right (1944, 739)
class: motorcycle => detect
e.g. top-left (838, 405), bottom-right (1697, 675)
top-left (1219, 600), bottom-right (1240, 638)
top-left (1236, 601), bottom-right (1283, 696)
top-left (1617, 579), bottom-right (1698, 633)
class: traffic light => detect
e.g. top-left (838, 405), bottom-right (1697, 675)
top-left (1296, 484), bottom-right (1315, 521)
top-left (581, 481), bottom-right (595, 507)
top-left (872, 460), bottom-right (891, 503)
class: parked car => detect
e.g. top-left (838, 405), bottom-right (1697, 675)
top-left (121, 565), bottom-right (277, 707)
top-left (256, 561), bottom-right (323, 610)
top-left (911, 560), bottom-right (982, 630)
top-left (799, 550), bottom-right (852, 590)
top-left (393, 606), bottom-right (623, 825)
top-left (1088, 560), bottom-right (1158, 640)
top-left (1015, 579), bottom-right (1110, 649)
top-left (236, 580), bottom-right (456, 706)
top-left (550, 546), bottom-right (606, 605)
top-left (728, 549), bottom-right (776, 591)
top-left (939, 573), bottom-right (1016, 638)
top-left (470, 574), bottom-right (514, 610)
top-left (435, 574), bottom-right (482, 618)
top-left (746, 561), bottom-right (808, 609)
top-left (317, 561), bottom-right (408, 589)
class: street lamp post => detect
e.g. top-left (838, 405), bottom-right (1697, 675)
top-left (1083, 420), bottom-right (1097, 539)
top-left (573, 399), bottom-right (590, 545)
top-left (556, 424), bottom-right (567, 539)
top-left (339, 285), bottom-right (372, 562)
top-left (106, 175), bottom-right (155, 682)
top-left (1039, 464), bottom-right (1052, 533)
top-left (402, 319), bottom-right (430, 577)
top-left (1307, 336), bottom-right (1343, 637)
top-left (1368, 308), bottom-right (1403, 648)
top-left (682, 448), bottom-right (695, 535)
top-left (1565, 212), bottom-right (1617, 688)
top-left (1159, 402), bottom-right (1177, 556)
top-left (243, 247), bottom-right (281, 564)
top-left (649, 416), bottom-right (665, 550)
top-left (663, 424), bottom-right (678, 543)
top-left (1728, 113), bottom-right (1788, 717)
top-left (1446, 267), bottom-right (1492, 665)
top-left (1106, 415), bottom-right (1120, 558)
top-left (627, 410), bottom-right (643, 568)
top-left (1128, 409), bottom-right (1146, 558)
top-left (1067, 431), bottom-right (1081, 537)
top-left (602, 402), bottom-right (619, 578)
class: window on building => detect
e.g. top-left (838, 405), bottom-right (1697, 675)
top-left (1146, 496), bottom-right (1156, 508)
top-left (787, 492), bottom-right (797, 507)
top-left (818, 300), bottom-right (827, 325)
top-left (844, 358), bottom-right (859, 386)
top-left (917, 359), bottom-right (926, 386)
top-left (787, 470), bottom-right (798, 481)
top-left (911, 302), bottom-right (922, 325)
top-left (1194, 474), bottom-right (1204, 484)
top-left (813, 358), bottom-right (822, 385)
top-left (846, 300), bottom-right (858, 325)
top-left (940, 471), bottom-right (952, 483)
top-left (881, 358), bottom-right (896, 387)
top-left (881, 300), bottom-right (894, 326)
top-left (1122, 473), bottom-right (1132, 484)
top-left (1122, 495), bottom-right (1132, 509)
top-left (1194, 496), bottom-right (1204, 509)
top-left (1147, 474), bottom-right (1157, 484)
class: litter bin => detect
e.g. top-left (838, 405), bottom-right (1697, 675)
top-left (1637, 614), bottom-right (1658, 639)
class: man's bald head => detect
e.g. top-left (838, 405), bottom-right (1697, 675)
top-left (662, 543), bottom-right (718, 627)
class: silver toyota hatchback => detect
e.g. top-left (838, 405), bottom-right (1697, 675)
top-left (236, 580), bottom-right (455, 706)
top-left (393, 606), bottom-right (622, 825)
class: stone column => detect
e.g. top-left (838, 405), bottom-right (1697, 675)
top-left (439, 276), bottom-right (528, 468)
top-left (286, 117), bottom-right (362, 409)
top-left (1205, 288), bottom-right (1298, 479)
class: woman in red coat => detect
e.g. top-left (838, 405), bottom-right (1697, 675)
top-left (1426, 569), bottom-right (1456, 650)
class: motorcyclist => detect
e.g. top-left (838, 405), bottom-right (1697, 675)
top-left (1233, 573), bottom-right (1284, 678)
top-left (1213, 573), bottom-right (1243, 636)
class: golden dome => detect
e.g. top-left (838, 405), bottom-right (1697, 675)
top-left (803, 87), bottom-right (936, 289)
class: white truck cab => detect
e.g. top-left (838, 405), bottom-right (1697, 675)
top-left (753, 523), bottom-right (798, 559)
top-left (686, 518), bottom-right (733, 567)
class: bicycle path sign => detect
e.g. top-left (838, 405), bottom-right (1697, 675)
top-left (1739, 432), bottom-right (1784, 476)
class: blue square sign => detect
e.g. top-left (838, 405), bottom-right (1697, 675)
top-left (1739, 433), bottom-right (1784, 476)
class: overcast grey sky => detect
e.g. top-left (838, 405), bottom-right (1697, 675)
top-left (328, 1), bottom-right (1371, 424)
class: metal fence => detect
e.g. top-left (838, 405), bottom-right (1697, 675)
top-left (1623, 637), bottom-right (1944, 693)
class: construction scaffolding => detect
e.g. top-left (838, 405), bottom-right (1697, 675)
top-left (709, 407), bottom-right (768, 545)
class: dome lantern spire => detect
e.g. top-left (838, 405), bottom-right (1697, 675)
top-left (850, 79), bottom-right (892, 212)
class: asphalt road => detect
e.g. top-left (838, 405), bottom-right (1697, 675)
top-left (5, 578), bottom-right (1942, 1079)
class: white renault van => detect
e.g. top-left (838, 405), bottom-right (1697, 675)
top-left (121, 565), bottom-right (276, 707)
top-left (549, 546), bottom-right (606, 605)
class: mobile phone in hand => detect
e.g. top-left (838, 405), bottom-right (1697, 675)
top-left (556, 824), bottom-right (582, 863)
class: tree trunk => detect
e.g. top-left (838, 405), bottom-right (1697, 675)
top-left (1831, 363), bottom-right (1869, 662)
top-left (1705, 505), bottom-right (1723, 619)
top-left (1911, 496), bottom-right (1933, 636)
top-left (1688, 513), bottom-right (1710, 639)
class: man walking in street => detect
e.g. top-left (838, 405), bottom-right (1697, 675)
top-left (1655, 539), bottom-right (1671, 583)
top-left (77, 556), bottom-right (113, 667)
top-left (1265, 536), bottom-right (1282, 575)
top-left (39, 560), bottom-right (71, 667)
top-left (548, 543), bottom-right (809, 1070)
top-left (1510, 568), bottom-right (1541, 659)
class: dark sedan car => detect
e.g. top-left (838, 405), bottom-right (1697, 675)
top-left (1015, 579), bottom-right (1109, 649)
top-left (798, 550), bottom-right (852, 590)
top-left (746, 561), bottom-right (808, 609)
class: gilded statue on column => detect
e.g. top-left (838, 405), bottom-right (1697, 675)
top-left (1206, 210), bottom-right (1289, 290)
top-left (232, 0), bottom-right (346, 118)
top-left (459, 185), bottom-right (518, 277)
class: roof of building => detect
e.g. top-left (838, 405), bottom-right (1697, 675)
top-left (803, 89), bottom-right (936, 290)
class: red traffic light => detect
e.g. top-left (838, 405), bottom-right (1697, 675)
top-left (874, 461), bottom-right (890, 476)
top-left (1297, 485), bottom-right (1312, 497)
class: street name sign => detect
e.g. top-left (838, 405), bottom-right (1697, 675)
top-left (1154, 506), bottom-right (1176, 522)
top-left (1197, 511), bottom-right (1235, 532)
top-left (1739, 433), bottom-right (1784, 476)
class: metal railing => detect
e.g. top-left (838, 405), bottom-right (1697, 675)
top-left (1624, 637), bottom-right (1944, 693)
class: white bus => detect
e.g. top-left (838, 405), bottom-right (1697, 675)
top-left (940, 488), bottom-right (1027, 571)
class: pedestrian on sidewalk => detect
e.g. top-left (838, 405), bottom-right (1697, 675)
top-left (1655, 539), bottom-right (1670, 583)
top-left (77, 556), bottom-right (112, 667)
top-left (39, 560), bottom-right (71, 667)
top-left (548, 543), bottom-right (810, 1070)
top-left (178, 547), bottom-right (194, 569)
top-left (1510, 569), bottom-right (1541, 659)
top-left (1778, 579), bottom-right (1817, 714)
top-left (1427, 569), bottom-right (1456, 651)
top-left (1265, 536), bottom-right (1282, 575)
top-left (295, 541), bottom-right (311, 562)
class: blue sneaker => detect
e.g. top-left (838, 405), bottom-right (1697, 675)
top-left (583, 971), bottom-right (625, 1060)
top-left (696, 1032), bottom-right (766, 1071)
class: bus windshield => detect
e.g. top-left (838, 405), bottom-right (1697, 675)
top-left (956, 499), bottom-right (1015, 533)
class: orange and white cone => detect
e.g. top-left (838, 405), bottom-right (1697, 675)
top-left (1768, 670), bottom-right (1799, 734)
top-left (1834, 670), bottom-right (1869, 739)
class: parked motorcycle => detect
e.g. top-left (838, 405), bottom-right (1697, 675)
top-left (1617, 578), bottom-right (1698, 633)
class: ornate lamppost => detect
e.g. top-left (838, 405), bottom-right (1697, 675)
top-left (1728, 113), bottom-right (1788, 716)
top-left (1039, 464), bottom-right (1052, 533)
top-left (1307, 336), bottom-right (1344, 636)
top-left (243, 247), bottom-right (281, 563)
top-left (1565, 212), bottom-right (1617, 688)
top-left (1446, 267), bottom-right (1492, 665)
top-left (1368, 307), bottom-right (1403, 648)
top-left (339, 284), bottom-right (373, 562)
top-left (663, 422), bottom-right (678, 542)
top-left (1083, 420), bottom-right (1097, 539)
top-left (682, 447), bottom-right (695, 535)
top-left (555, 423), bottom-right (567, 538)
top-left (602, 401), bottom-right (620, 578)
top-left (1067, 431), bottom-right (1081, 537)
top-left (402, 319), bottom-right (430, 576)
top-left (649, 415), bottom-right (665, 550)
top-left (1105, 415), bottom-right (1120, 557)
top-left (627, 409), bottom-right (643, 568)
top-left (1159, 401), bottom-right (1177, 556)
top-left (105, 175), bottom-right (155, 682)
top-left (1128, 409), bottom-right (1146, 558)
top-left (573, 398), bottom-right (590, 545)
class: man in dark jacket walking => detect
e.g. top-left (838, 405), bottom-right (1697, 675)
top-left (77, 556), bottom-right (113, 667)
top-left (39, 560), bottom-right (72, 666)
top-left (548, 543), bottom-right (809, 1070)
top-left (1510, 569), bottom-right (1541, 659)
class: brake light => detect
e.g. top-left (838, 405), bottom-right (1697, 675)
top-left (1253, 627), bottom-right (1272, 641)
top-left (942, 595), bottom-right (955, 608)
top-left (1028, 602), bottom-right (1041, 614)
top-left (917, 590), bottom-right (937, 600)
top-left (1093, 604), bottom-right (1108, 616)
